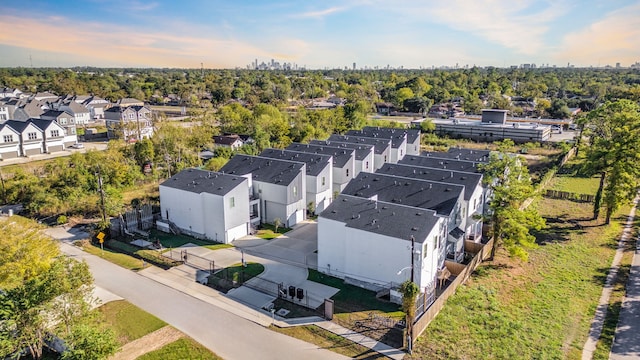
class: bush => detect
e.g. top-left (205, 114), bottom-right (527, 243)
top-left (57, 215), bottom-right (68, 225)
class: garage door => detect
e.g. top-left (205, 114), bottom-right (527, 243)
top-left (25, 148), bottom-right (42, 156)
top-left (48, 145), bottom-right (64, 153)
top-left (0, 151), bottom-right (19, 159)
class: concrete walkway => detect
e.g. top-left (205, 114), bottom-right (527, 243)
top-left (610, 238), bottom-right (640, 359)
top-left (583, 196), bottom-right (639, 360)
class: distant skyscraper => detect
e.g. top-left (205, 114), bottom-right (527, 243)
top-left (353, 62), bottom-right (356, 70)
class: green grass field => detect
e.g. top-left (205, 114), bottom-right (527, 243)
top-left (80, 242), bottom-right (144, 270)
top-left (135, 338), bottom-right (222, 360)
top-left (98, 300), bottom-right (167, 345)
top-left (410, 176), bottom-right (629, 359)
top-left (150, 229), bottom-right (233, 250)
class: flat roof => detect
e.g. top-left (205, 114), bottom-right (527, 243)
top-left (309, 140), bottom-right (373, 161)
top-left (160, 168), bottom-right (246, 196)
top-left (286, 142), bottom-right (354, 168)
top-left (422, 148), bottom-right (491, 163)
top-left (376, 163), bottom-right (482, 201)
top-left (341, 172), bottom-right (464, 217)
top-left (259, 148), bottom-right (331, 177)
top-left (399, 155), bottom-right (483, 173)
top-left (321, 194), bottom-right (439, 242)
top-left (220, 154), bottom-right (305, 185)
top-left (328, 134), bottom-right (391, 155)
top-left (346, 128), bottom-right (407, 148)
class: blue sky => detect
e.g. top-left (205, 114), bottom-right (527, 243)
top-left (0, 0), bottom-right (639, 69)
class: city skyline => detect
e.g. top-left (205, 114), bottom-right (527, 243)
top-left (0, 0), bottom-right (639, 69)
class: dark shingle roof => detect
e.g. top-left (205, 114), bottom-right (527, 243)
top-left (220, 154), bottom-right (305, 186)
top-left (160, 168), bottom-right (246, 196)
top-left (28, 118), bottom-right (57, 132)
top-left (309, 140), bottom-right (373, 161)
top-left (327, 134), bottom-right (391, 155)
top-left (346, 128), bottom-right (408, 148)
top-left (213, 135), bottom-right (242, 146)
top-left (286, 143), bottom-right (354, 168)
top-left (341, 172), bottom-right (464, 217)
top-left (259, 149), bottom-right (331, 177)
top-left (320, 195), bottom-right (439, 242)
top-left (362, 126), bottom-right (421, 144)
top-left (399, 155), bottom-right (482, 173)
top-left (3, 120), bottom-right (41, 133)
top-left (41, 109), bottom-right (72, 119)
top-left (422, 148), bottom-right (491, 163)
top-left (376, 163), bottom-right (482, 201)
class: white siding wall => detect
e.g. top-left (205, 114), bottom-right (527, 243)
top-left (361, 150), bottom-right (375, 174)
top-left (0, 127), bottom-right (20, 158)
top-left (332, 156), bottom-right (356, 194)
top-left (407, 138), bottom-right (421, 156)
top-left (160, 186), bottom-right (206, 235)
top-left (318, 216), bottom-right (443, 290)
top-left (389, 138), bottom-right (408, 163)
top-left (373, 152), bottom-right (390, 170)
top-left (202, 192), bottom-right (225, 241)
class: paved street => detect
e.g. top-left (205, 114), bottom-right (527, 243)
top-left (610, 238), bottom-right (640, 359)
top-left (58, 242), bottom-right (347, 360)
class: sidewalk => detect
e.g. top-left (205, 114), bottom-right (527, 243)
top-left (139, 264), bottom-right (407, 359)
top-left (610, 238), bottom-right (640, 359)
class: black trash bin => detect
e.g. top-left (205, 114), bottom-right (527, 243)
top-left (296, 288), bottom-right (304, 301)
top-left (288, 286), bottom-right (296, 299)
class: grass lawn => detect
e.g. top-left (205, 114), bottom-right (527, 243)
top-left (135, 337), bottom-right (222, 360)
top-left (208, 262), bottom-right (264, 288)
top-left (410, 179), bottom-right (630, 359)
top-left (308, 269), bottom-right (401, 315)
top-left (79, 241), bottom-right (144, 270)
top-left (98, 300), bottom-right (166, 345)
top-left (272, 325), bottom-right (387, 359)
top-left (150, 229), bottom-right (233, 250)
top-left (122, 181), bottom-right (159, 204)
top-left (255, 229), bottom-right (282, 240)
top-left (551, 175), bottom-right (601, 195)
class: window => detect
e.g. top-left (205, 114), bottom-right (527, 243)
top-left (322, 176), bottom-right (326, 186)
top-left (0, 114), bottom-right (6, 121)
top-left (3, 135), bottom-right (13, 143)
top-left (293, 186), bottom-right (298, 197)
top-left (346, 168), bottom-right (349, 177)
top-left (128, 113), bottom-right (135, 120)
top-left (400, 149), bottom-right (403, 156)
top-left (365, 161), bottom-right (369, 170)
top-left (59, 118), bottom-right (67, 125)
top-left (384, 155), bottom-right (387, 162)
top-left (51, 130), bottom-right (59, 137)
top-left (230, 197), bottom-right (235, 208)
top-left (27, 132), bottom-right (37, 140)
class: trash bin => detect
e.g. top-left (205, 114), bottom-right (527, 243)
top-left (296, 288), bottom-right (304, 301)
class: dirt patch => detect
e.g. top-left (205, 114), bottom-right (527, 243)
top-left (110, 326), bottom-right (184, 360)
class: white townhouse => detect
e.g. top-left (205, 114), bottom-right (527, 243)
top-left (347, 127), bottom-right (409, 163)
top-left (0, 123), bottom-right (21, 160)
top-left (341, 172), bottom-right (466, 264)
top-left (286, 143), bottom-right (356, 194)
top-left (40, 110), bottom-right (78, 147)
top-left (328, 134), bottom-right (392, 170)
top-left (310, 140), bottom-right (374, 176)
top-left (159, 168), bottom-right (250, 244)
top-left (59, 101), bottom-right (91, 125)
top-left (29, 119), bottom-right (67, 153)
top-left (318, 195), bottom-right (447, 297)
top-left (259, 148), bottom-right (333, 214)
top-left (220, 154), bottom-right (307, 228)
top-left (0, 101), bottom-right (9, 121)
top-left (377, 163), bottom-right (485, 245)
top-left (3, 120), bottom-right (44, 156)
top-left (352, 126), bottom-right (421, 156)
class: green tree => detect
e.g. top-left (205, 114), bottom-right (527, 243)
top-left (480, 140), bottom-right (545, 260)
top-left (399, 280), bottom-right (419, 351)
top-left (583, 100), bottom-right (640, 223)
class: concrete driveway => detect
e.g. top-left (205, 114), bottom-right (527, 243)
top-left (234, 221), bottom-right (319, 268)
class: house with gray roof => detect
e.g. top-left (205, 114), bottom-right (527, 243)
top-left (40, 110), bottom-right (78, 147)
top-left (376, 163), bottom-right (485, 245)
top-left (0, 122), bottom-right (20, 160)
top-left (29, 119), bottom-right (67, 153)
top-left (159, 168), bottom-right (250, 243)
top-left (399, 155), bottom-right (483, 173)
top-left (286, 142), bottom-right (356, 194)
top-left (259, 148), bottom-right (333, 214)
top-left (3, 120), bottom-right (44, 156)
top-left (341, 171), bottom-right (466, 264)
top-left (60, 101), bottom-right (91, 125)
top-left (422, 148), bottom-right (491, 163)
top-left (105, 105), bottom-right (153, 141)
top-left (318, 194), bottom-right (446, 298)
top-left (347, 127), bottom-right (417, 161)
top-left (220, 154), bottom-right (307, 227)
top-left (327, 134), bottom-right (392, 170)
top-left (309, 140), bottom-right (374, 176)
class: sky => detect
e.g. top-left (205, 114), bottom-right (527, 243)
top-left (0, 0), bottom-right (639, 69)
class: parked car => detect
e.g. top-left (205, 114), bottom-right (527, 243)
top-left (69, 143), bottom-right (84, 149)
top-left (551, 125), bottom-right (562, 133)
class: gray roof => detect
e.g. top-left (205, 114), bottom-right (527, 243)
top-left (399, 155), bottom-right (482, 173)
top-left (321, 195), bottom-right (439, 242)
top-left (376, 163), bottom-right (482, 201)
top-left (346, 128), bottom-right (408, 148)
top-left (220, 154), bottom-right (305, 186)
top-left (259, 148), bottom-right (331, 177)
top-left (309, 140), bottom-right (373, 161)
top-left (3, 119), bottom-right (41, 133)
top-left (341, 172), bottom-right (464, 217)
top-left (161, 168), bottom-right (246, 196)
top-left (286, 142), bottom-right (354, 168)
top-left (327, 134), bottom-right (391, 155)
top-left (41, 109), bottom-right (72, 119)
top-left (28, 118), bottom-right (59, 132)
top-left (422, 148), bottom-right (491, 163)
top-left (362, 126), bottom-right (421, 144)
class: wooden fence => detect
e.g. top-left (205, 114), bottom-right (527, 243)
top-left (411, 238), bottom-right (494, 342)
top-left (543, 190), bottom-right (595, 203)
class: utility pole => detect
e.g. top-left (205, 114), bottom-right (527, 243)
top-left (96, 167), bottom-right (107, 223)
top-left (0, 169), bottom-right (6, 204)
top-left (410, 235), bottom-right (415, 284)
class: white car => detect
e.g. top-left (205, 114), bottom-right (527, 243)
top-left (70, 143), bottom-right (85, 149)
